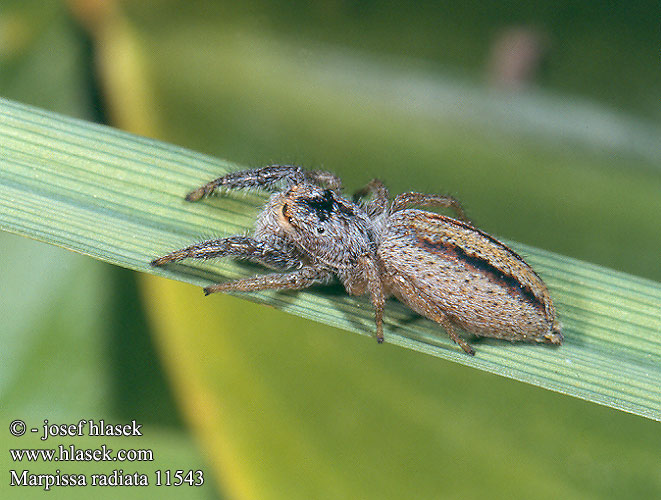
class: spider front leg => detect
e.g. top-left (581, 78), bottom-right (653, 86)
top-left (204, 266), bottom-right (334, 295)
top-left (306, 170), bottom-right (343, 191)
top-left (185, 165), bottom-right (307, 201)
top-left (150, 236), bottom-right (303, 270)
top-left (185, 165), bottom-right (343, 201)
top-left (391, 192), bottom-right (471, 225)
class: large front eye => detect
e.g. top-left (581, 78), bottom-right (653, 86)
top-left (317, 227), bottom-right (325, 234)
top-left (282, 203), bottom-right (293, 224)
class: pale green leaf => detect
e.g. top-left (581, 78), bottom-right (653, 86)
top-left (1, 97), bottom-right (659, 421)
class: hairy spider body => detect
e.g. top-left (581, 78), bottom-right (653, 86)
top-left (151, 165), bottom-right (562, 355)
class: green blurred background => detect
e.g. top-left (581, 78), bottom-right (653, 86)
top-left (1, 1), bottom-right (659, 499)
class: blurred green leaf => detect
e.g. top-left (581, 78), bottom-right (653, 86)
top-left (143, 275), bottom-right (661, 500)
top-left (0, 232), bottom-right (112, 416)
top-left (0, 4), bottom-right (213, 497)
top-left (1, 97), bottom-right (659, 424)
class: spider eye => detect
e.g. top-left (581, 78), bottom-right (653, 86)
top-left (282, 203), bottom-right (294, 224)
top-left (317, 227), bottom-right (325, 234)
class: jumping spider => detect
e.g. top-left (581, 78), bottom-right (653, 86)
top-left (151, 165), bottom-right (562, 355)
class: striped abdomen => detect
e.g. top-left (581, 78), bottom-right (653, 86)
top-left (378, 210), bottom-right (562, 343)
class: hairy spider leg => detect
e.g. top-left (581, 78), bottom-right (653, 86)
top-left (185, 165), bottom-right (343, 202)
top-left (391, 192), bottom-right (471, 225)
top-left (185, 165), bottom-right (306, 201)
top-left (203, 266), bottom-right (333, 295)
top-left (306, 170), bottom-right (343, 191)
top-left (388, 272), bottom-right (475, 355)
top-left (359, 256), bottom-right (386, 343)
top-left (150, 236), bottom-right (304, 270)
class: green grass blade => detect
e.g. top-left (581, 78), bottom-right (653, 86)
top-left (1, 97), bottom-right (659, 421)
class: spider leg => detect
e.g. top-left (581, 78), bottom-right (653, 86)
top-left (423, 306), bottom-right (475, 356)
top-left (385, 270), bottom-right (475, 355)
top-left (391, 192), bottom-right (471, 224)
top-left (185, 165), bottom-right (307, 201)
top-left (359, 256), bottom-right (386, 343)
top-left (203, 266), bottom-right (333, 295)
top-left (306, 170), bottom-right (343, 191)
top-left (353, 179), bottom-right (390, 217)
top-left (185, 165), bottom-right (346, 201)
top-left (150, 236), bottom-right (303, 270)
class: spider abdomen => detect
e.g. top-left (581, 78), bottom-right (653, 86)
top-left (378, 210), bottom-right (562, 344)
